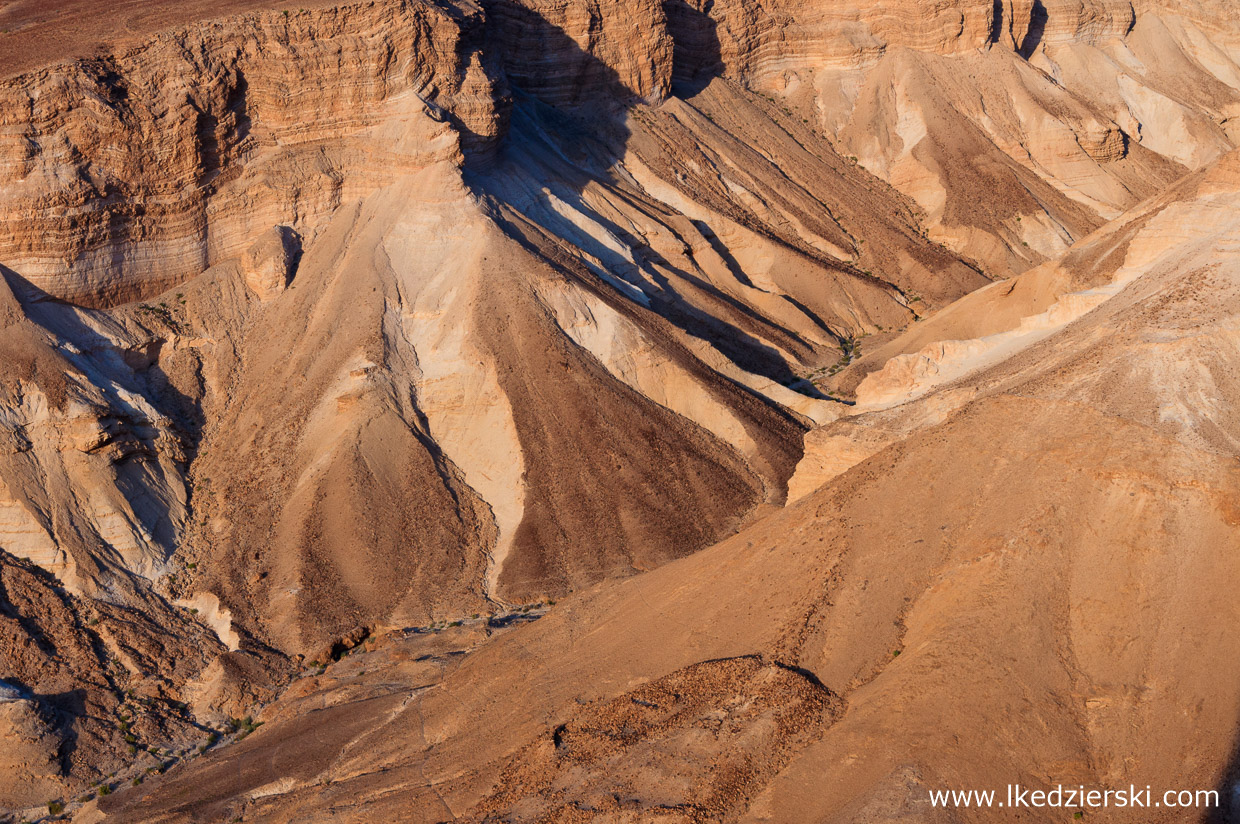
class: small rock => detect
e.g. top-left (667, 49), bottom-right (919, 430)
top-left (240, 226), bottom-right (301, 300)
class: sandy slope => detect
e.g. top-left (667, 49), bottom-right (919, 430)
top-left (86, 110), bottom-right (1240, 824)
top-left (1, 0), bottom-right (1240, 817)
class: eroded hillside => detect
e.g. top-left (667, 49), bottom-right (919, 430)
top-left (95, 128), bottom-right (1240, 824)
top-left (0, 0), bottom-right (1238, 820)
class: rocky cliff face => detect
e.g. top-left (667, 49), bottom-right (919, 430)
top-left (0, 0), bottom-right (504, 307)
top-left (5, 0), bottom-right (1234, 304)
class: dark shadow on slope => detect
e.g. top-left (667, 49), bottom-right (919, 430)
top-left (486, 204), bottom-right (818, 424)
top-left (778, 293), bottom-right (839, 338)
top-left (692, 219), bottom-right (759, 290)
top-left (691, 220), bottom-right (843, 338)
top-left (989, 0), bottom-right (1005, 45)
top-left (473, 0), bottom-right (636, 189)
top-left (477, 97), bottom-right (830, 397)
top-left (1206, 737), bottom-right (1240, 823)
top-left (481, 0), bottom-right (657, 110)
top-left (1018, 0), bottom-right (1048, 59)
top-left (468, 3), bottom-right (833, 400)
top-left (193, 68), bottom-right (250, 188)
top-left (664, 0), bottom-right (724, 97)
top-left (43, 688), bottom-right (89, 776)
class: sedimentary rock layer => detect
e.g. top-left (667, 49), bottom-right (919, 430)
top-left (0, 0), bottom-right (504, 306)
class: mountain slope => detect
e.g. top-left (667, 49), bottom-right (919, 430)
top-left (0, 0), bottom-right (999, 666)
top-left (92, 137), bottom-right (1240, 824)
top-left (1, 0), bottom-right (1239, 817)
top-left (687, 0), bottom-right (1240, 276)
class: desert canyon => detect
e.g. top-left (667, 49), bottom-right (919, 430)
top-left (0, 0), bottom-right (1238, 821)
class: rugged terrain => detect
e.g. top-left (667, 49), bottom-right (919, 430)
top-left (0, 0), bottom-right (1238, 821)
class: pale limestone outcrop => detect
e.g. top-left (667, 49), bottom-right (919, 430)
top-left (0, 483), bottom-right (61, 574)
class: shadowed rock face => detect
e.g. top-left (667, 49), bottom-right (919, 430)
top-left (0, 0), bottom-right (1238, 819)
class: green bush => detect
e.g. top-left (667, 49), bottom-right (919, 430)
top-left (47, 801), bottom-right (64, 815)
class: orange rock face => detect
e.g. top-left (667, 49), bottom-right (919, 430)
top-left (0, 1), bottom-right (505, 307)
